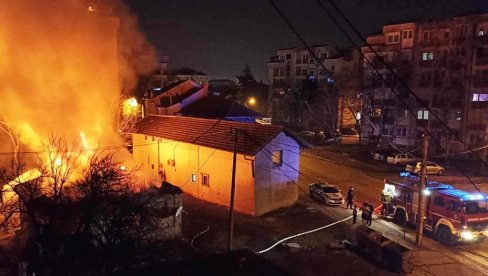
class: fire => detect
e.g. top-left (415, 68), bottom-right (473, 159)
top-left (0, 1), bottom-right (156, 178)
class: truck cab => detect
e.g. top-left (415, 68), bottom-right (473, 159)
top-left (383, 175), bottom-right (488, 245)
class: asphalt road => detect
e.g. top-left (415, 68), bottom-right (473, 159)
top-left (299, 149), bottom-right (488, 274)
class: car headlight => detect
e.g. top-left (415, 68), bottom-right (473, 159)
top-left (460, 231), bottom-right (475, 241)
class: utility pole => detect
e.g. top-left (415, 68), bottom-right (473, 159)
top-left (416, 134), bottom-right (429, 246)
top-left (227, 128), bottom-right (239, 252)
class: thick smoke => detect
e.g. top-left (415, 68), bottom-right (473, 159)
top-left (0, 0), bottom-right (156, 154)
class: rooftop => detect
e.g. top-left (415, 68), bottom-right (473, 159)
top-left (135, 115), bottom-right (286, 155)
top-left (179, 94), bottom-right (261, 119)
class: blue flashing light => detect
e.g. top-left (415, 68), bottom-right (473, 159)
top-left (400, 171), bottom-right (410, 177)
top-left (439, 188), bottom-right (487, 201)
top-left (153, 87), bottom-right (161, 91)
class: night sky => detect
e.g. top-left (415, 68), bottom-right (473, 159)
top-left (127, 0), bottom-right (486, 82)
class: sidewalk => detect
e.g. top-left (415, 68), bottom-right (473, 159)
top-left (326, 205), bottom-right (488, 275)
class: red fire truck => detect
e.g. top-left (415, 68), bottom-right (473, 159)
top-left (383, 173), bottom-right (488, 245)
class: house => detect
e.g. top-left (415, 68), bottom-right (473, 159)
top-left (133, 115), bottom-right (300, 216)
top-left (143, 80), bottom-right (264, 124)
top-left (179, 94), bottom-right (262, 123)
top-left (143, 80), bottom-right (208, 116)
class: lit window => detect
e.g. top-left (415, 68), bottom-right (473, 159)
top-left (417, 110), bottom-right (429, 120)
top-left (472, 93), bottom-right (488, 101)
top-left (422, 52), bottom-right (434, 61)
top-left (272, 150), bottom-right (283, 167)
top-left (373, 108), bottom-right (382, 117)
top-left (479, 30), bottom-right (488, 37)
top-left (191, 174), bottom-right (196, 182)
top-left (201, 173), bottom-right (210, 186)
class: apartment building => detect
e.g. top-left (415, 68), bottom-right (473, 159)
top-left (361, 13), bottom-right (488, 153)
top-left (267, 45), bottom-right (361, 130)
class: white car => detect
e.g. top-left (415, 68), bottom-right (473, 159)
top-left (405, 161), bottom-right (445, 175)
top-left (309, 183), bottom-right (345, 206)
top-left (386, 153), bottom-right (418, 165)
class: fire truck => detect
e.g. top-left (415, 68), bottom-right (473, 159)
top-left (383, 172), bottom-right (488, 245)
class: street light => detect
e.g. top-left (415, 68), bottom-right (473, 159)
top-left (247, 97), bottom-right (256, 106)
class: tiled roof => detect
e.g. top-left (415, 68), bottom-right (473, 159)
top-left (135, 116), bottom-right (285, 155)
top-left (179, 95), bottom-right (261, 118)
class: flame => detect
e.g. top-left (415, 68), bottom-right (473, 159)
top-left (0, 1), bottom-right (156, 178)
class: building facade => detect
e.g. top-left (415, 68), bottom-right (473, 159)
top-left (267, 45), bottom-right (361, 130)
top-left (133, 115), bottom-right (300, 216)
top-left (361, 13), bottom-right (488, 154)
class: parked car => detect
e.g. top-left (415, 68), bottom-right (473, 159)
top-left (370, 149), bottom-right (397, 161)
top-left (319, 130), bottom-right (342, 143)
top-left (300, 130), bottom-right (315, 137)
top-left (386, 153), bottom-right (418, 165)
top-left (405, 161), bottom-right (445, 175)
top-left (309, 182), bottom-right (345, 206)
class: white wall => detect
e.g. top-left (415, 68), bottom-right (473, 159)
top-left (254, 132), bottom-right (299, 215)
top-left (133, 131), bottom-right (299, 216)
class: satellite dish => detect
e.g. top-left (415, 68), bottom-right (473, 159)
top-left (175, 206), bottom-right (183, 217)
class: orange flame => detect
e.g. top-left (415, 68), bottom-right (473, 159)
top-left (0, 1), bottom-right (156, 176)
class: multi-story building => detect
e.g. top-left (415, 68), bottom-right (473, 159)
top-left (361, 13), bottom-right (488, 154)
top-left (267, 45), bottom-right (361, 130)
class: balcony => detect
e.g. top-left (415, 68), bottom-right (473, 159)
top-left (269, 56), bottom-right (284, 63)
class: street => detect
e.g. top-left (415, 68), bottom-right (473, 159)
top-left (298, 145), bottom-right (488, 274)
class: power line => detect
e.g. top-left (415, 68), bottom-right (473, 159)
top-left (309, 0), bottom-right (483, 192)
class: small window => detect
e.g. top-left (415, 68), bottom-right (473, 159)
top-left (145, 135), bottom-right (148, 140)
top-left (272, 150), bottom-right (283, 166)
top-left (421, 52), bottom-right (434, 61)
top-left (286, 53), bottom-right (291, 60)
top-left (191, 174), bottom-right (196, 182)
top-left (417, 110), bottom-right (429, 120)
top-left (434, 196), bottom-right (444, 207)
top-left (448, 201), bottom-right (461, 212)
top-left (201, 173), bottom-right (210, 186)
top-left (151, 164), bottom-right (155, 170)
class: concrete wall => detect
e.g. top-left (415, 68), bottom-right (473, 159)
top-left (254, 132), bottom-right (299, 215)
top-left (133, 133), bottom-right (256, 215)
top-left (132, 131), bottom-right (299, 216)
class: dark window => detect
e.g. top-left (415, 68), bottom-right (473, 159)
top-left (434, 196), bottom-right (444, 207)
top-left (201, 173), bottom-right (210, 186)
top-left (286, 54), bottom-right (291, 60)
top-left (448, 201), bottom-right (461, 212)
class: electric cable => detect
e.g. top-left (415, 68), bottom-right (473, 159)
top-left (315, 0), bottom-right (488, 189)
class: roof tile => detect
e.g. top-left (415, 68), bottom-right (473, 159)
top-left (135, 116), bottom-right (284, 155)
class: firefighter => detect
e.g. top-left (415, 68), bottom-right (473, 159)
top-left (367, 203), bottom-right (374, 226)
top-left (346, 187), bottom-right (354, 209)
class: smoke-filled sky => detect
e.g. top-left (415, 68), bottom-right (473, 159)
top-left (127, 0), bottom-right (487, 82)
top-left (0, 0), bottom-right (155, 153)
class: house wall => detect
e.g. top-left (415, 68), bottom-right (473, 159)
top-left (254, 132), bottom-right (299, 215)
top-left (132, 133), bottom-right (256, 215)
